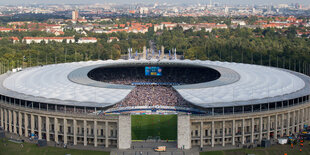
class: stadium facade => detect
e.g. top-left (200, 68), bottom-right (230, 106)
top-left (0, 59), bottom-right (310, 149)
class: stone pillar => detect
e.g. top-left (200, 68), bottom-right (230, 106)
top-left (177, 115), bottom-right (191, 149)
top-left (275, 114), bottom-right (278, 139)
top-left (281, 113), bottom-right (284, 137)
top-left (211, 121), bottom-right (215, 147)
top-left (4, 109), bottom-right (7, 131)
top-left (307, 108), bottom-right (309, 124)
top-left (200, 121), bottom-right (203, 148)
top-left (64, 118), bottom-right (67, 144)
top-left (306, 108), bottom-right (308, 121)
top-left (232, 120), bottom-right (235, 146)
top-left (105, 121), bottom-right (109, 148)
top-left (242, 119), bottom-right (245, 145)
top-left (222, 121), bottom-right (225, 147)
top-left (267, 116), bottom-right (270, 140)
top-left (286, 112), bottom-right (290, 136)
top-left (301, 109), bottom-right (305, 128)
top-left (30, 114), bottom-right (34, 138)
top-left (13, 111), bottom-right (17, 134)
top-left (18, 112), bottom-right (22, 136)
top-left (24, 113), bottom-right (28, 137)
top-left (142, 46), bottom-right (147, 60)
top-left (118, 115), bottom-right (131, 149)
top-left (292, 111), bottom-right (296, 134)
top-left (0, 108), bottom-right (3, 128)
top-left (46, 117), bottom-right (50, 141)
top-left (251, 118), bottom-right (254, 143)
top-left (38, 116), bottom-right (42, 139)
top-left (306, 108), bottom-right (308, 124)
top-left (259, 117), bottom-right (263, 142)
top-left (54, 118), bottom-right (58, 143)
top-left (94, 120), bottom-right (97, 147)
top-left (308, 107), bottom-right (310, 124)
top-left (8, 110), bottom-right (12, 132)
top-left (84, 120), bottom-right (87, 146)
top-left (297, 110), bottom-right (300, 133)
top-left (73, 119), bottom-right (77, 145)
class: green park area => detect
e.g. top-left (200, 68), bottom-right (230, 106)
top-left (201, 141), bottom-right (310, 155)
top-left (131, 115), bottom-right (177, 140)
top-left (0, 138), bottom-right (109, 155)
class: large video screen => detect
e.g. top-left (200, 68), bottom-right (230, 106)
top-left (145, 67), bottom-right (162, 76)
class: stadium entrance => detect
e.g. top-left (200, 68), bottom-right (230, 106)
top-left (131, 115), bottom-right (177, 148)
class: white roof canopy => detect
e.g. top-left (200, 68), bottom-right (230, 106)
top-left (1, 59), bottom-right (307, 108)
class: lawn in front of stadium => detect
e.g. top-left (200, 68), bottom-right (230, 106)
top-left (0, 138), bottom-right (109, 155)
top-left (131, 115), bottom-right (177, 140)
top-left (201, 141), bottom-right (310, 155)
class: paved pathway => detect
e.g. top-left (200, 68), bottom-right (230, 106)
top-left (111, 149), bottom-right (199, 155)
top-left (4, 131), bottom-right (201, 155)
top-left (111, 142), bottom-right (199, 155)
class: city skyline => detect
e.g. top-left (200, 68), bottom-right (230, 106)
top-left (0, 0), bottom-right (310, 5)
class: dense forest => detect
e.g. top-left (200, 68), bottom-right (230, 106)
top-left (0, 23), bottom-right (309, 74)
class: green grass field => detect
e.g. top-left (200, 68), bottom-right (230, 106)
top-left (201, 141), bottom-right (310, 155)
top-left (0, 138), bottom-right (109, 155)
top-left (131, 115), bottom-right (177, 140)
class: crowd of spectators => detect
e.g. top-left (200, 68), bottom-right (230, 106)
top-left (88, 66), bottom-right (220, 85)
top-left (87, 66), bottom-right (220, 108)
top-left (113, 85), bottom-right (191, 108)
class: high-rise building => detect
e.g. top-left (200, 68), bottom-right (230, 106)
top-left (139, 7), bottom-right (149, 14)
top-left (72, 10), bottom-right (79, 21)
top-left (252, 7), bottom-right (256, 14)
top-left (224, 6), bottom-right (229, 14)
top-left (207, 0), bottom-right (212, 8)
top-left (295, 3), bottom-right (301, 9)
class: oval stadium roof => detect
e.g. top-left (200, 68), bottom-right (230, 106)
top-left (1, 59), bottom-right (309, 108)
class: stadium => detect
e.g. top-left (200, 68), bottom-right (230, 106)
top-left (0, 59), bottom-right (310, 150)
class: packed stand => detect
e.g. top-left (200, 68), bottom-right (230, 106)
top-left (113, 85), bottom-right (192, 108)
top-left (88, 66), bottom-right (220, 85)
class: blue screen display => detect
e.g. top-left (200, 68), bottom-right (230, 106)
top-left (145, 67), bottom-right (162, 76)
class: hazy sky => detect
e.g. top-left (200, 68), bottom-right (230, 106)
top-left (0, 0), bottom-right (309, 5)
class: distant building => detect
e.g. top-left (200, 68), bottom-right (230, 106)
top-left (107, 37), bottom-right (119, 43)
top-left (0, 37), bottom-right (19, 43)
top-left (72, 10), bottom-right (79, 21)
top-left (7, 21), bottom-right (31, 26)
top-left (139, 7), bottom-right (149, 14)
top-left (231, 20), bottom-right (246, 26)
top-left (278, 4), bottom-right (289, 8)
top-left (77, 19), bottom-right (87, 23)
top-left (153, 24), bottom-right (163, 32)
top-left (23, 37), bottom-right (75, 44)
top-left (51, 30), bottom-right (64, 36)
top-left (0, 28), bottom-right (13, 32)
top-left (73, 26), bottom-right (83, 32)
top-left (224, 6), bottom-right (229, 15)
top-left (129, 10), bottom-right (136, 14)
top-left (15, 29), bottom-right (28, 32)
top-left (93, 29), bottom-right (108, 34)
top-left (252, 7), bottom-right (256, 14)
top-left (78, 37), bottom-right (97, 44)
top-left (161, 22), bottom-right (177, 30)
top-left (10, 37), bottom-right (19, 43)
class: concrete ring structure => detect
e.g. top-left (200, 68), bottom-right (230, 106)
top-left (0, 59), bottom-right (310, 150)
